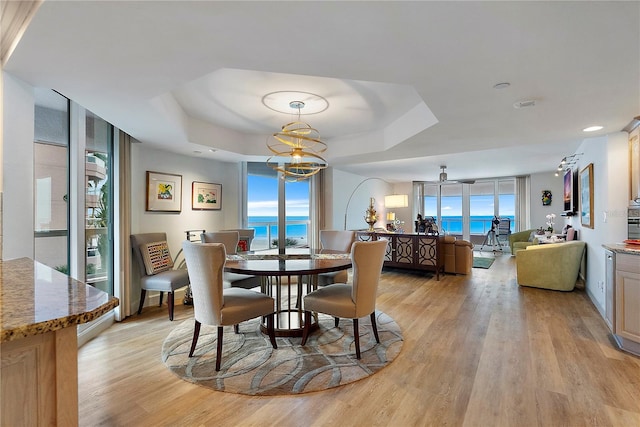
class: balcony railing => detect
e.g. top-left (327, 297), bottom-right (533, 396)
top-left (247, 219), bottom-right (310, 250)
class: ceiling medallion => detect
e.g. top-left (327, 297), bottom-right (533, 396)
top-left (266, 101), bottom-right (328, 182)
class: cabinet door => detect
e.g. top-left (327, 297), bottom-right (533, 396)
top-left (415, 236), bottom-right (438, 268)
top-left (392, 235), bottom-right (414, 266)
top-left (615, 269), bottom-right (640, 342)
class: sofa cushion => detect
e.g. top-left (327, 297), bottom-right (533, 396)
top-left (140, 241), bottom-right (174, 275)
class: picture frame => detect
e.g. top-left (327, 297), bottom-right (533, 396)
top-left (580, 163), bottom-right (594, 228)
top-left (146, 171), bottom-right (182, 212)
top-left (192, 181), bottom-right (222, 210)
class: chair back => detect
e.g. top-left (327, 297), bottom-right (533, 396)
top-left (201, 231), bottom-right (240, 254)
top-left (182, 241), bottom-right (226, 325)
top-left (130, 232), bottom-right (169, 277)
top-left (320, 230), bottom-right (356, 252)
top-left (351, 239), bottom-right (388, 318)
top-left (221, 229), bottom-right (255, 250)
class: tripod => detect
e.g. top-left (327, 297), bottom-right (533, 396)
top-left (481, 218), bottom-right (503, 251)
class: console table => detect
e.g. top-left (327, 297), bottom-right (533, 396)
top-left (356, 231), bottom-right (444, 280)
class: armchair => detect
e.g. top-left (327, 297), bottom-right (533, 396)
top-left (509, 229), bottom-right (538, 254)
top-left (515, 241), bottom-right (586, 291)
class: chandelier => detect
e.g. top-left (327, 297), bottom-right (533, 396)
top-left (266, 101), bottom-right (328, 181)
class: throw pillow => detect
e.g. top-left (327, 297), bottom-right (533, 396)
top-left (140, 241), bottom-right (174, 275)
top-left (237, 239), bottom-right (249, 252)
top-left (528, 232), bottom-right (537, 242)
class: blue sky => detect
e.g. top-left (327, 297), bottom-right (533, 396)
top-left (247, 175), bottom-right (309, 217)
top-left (248, 175), bottom-right (515, 218)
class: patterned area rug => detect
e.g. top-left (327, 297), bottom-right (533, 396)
top-left (473, 256), bottom-right (495, 269)
top-left (161, 311), bottom-right (403, 396)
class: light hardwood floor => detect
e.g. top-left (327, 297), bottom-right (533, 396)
top-left (78, 252), bottom-right (640, 427)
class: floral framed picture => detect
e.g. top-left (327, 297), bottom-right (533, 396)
top-left (192, 181), bottom-right (222, 210)
top-left (146, 171), bottom-right (182, 212)
top-left (580, 163), bottom-right (594, 228)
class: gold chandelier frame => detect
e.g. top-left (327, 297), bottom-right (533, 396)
top-left (266, 101), bottom-right (328, 181)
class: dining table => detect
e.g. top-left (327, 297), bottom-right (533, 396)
top-left (224, 247), bottom-right (352, 337)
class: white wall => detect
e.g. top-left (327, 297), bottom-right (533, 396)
top-left (571, 133), bottom-right (628, 315)
top-left (529, 171), bottom-right (565, 233)
top-left (2, 71), bottom-right (35, 260)
top-left (327, 168), bottom-right (395, 231)
top-left (130, 144), bottom-right (241, 252)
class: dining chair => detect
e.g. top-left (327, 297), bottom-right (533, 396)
top-left (182, 241), bottom-right (277, 371)
top-left (201, 231), bottom-right (260, 289)
top-left (221, 228), bottom-right (255, 251)
top-left (317, 230), bottom-right (356, 286)
top-left (301, 239), bottom-right (388, 359)
top-left (130, 233), bottom-right (190, 321)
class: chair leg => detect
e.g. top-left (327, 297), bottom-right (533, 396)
top-left (234, 324), bottom-right (239, 334)
top-left (215, 326), bottom-right (224, 371)
top-left (266, 313), bottom-right (277, 349)
top-left (370, 311), bottom-right (380, 343)
top-left (334, 317), bottom-right (340, 327)
top-left (137, 289), bottom-right (146, 315)
top-left (353, 318), bottom-right (361, 359)
top-left (188, 320), bottom-right (201, 357)
top-left (159, 291), bottom-right (164, 307)
top-left (167, 292), bottom-right (174, 321)
top-left (301, 310), bottom-right (312, 346)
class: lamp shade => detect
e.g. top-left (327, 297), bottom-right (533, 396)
top-left (384, 194), bottom-right (408, 208)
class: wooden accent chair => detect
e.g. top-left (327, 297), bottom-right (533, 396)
top-left (130, 233), bottom-right (190, 321)
top-left (181, 242), bottom-right (277, 371)
top-left (301, 239), bottom-right (388, 359)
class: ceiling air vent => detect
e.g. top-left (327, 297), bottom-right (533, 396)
top-left (513, 99), bottom-right (536, 109)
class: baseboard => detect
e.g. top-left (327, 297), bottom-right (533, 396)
top-left (78, 310), bottom-right (115, 347)
top-left (585, 287), bottom-right (606, 322)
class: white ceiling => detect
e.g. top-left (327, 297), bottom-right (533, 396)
top-left (5, 1), bottom-right (639, 183)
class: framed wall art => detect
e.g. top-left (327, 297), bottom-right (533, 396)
top-left (146, 171), bottom-right (182, 212)
top-left (192, 181), bottom-right (222, 210)
top-left (580, 163), bottom-right (594, 228)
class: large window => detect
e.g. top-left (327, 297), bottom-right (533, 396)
top-left (246, 162), bottom-right (310, 249)
top-left (84, 110), bottom-right (113, 294)
top-left (34, 89), bottom-right (69, 271)
top-left (415, 178), bottom-right (517, 240)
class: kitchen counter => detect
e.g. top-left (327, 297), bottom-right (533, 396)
top-left (602, 243), bottom-right (640, 255)
top-left (1, 257), bottom-right (119, 426)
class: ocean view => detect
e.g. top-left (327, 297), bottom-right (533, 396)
top-left (247, 215), bottom-right (515, 243)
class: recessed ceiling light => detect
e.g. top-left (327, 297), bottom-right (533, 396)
top-left (493, 82), bottom-right (511, 89)
top-left (209, 149), bottom-right (216, 153)
top-left (583, 125), bottom-right (603, 132)
top-left (193, 150), bottom-right (202, 154)
top-left (513, 99), bottom-right (536, 109)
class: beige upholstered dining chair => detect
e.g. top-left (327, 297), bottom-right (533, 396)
top-left (130, 233), bottom-right (190, 321)
top-left (317, 230), bottom-right (356, 286)
top-left (221, 228), bottom-right (255, 251)
top-left (181, 241), bottom-right (277, 371)
top-left (301, 239), bottom-right (388, 359)
top-left (201, 231), bottom-right (260, 289)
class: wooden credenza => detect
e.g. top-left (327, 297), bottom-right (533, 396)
top-left (356, 231), bottom-right (444, 280)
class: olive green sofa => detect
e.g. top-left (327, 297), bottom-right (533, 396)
top-left (508, 229), bottom-right (538, 254)
top-left (515, 241), bottom-right (586, 291)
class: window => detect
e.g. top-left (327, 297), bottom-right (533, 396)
top-left (34, 89), bottom-right (69, 271)
top-left (415, 178), bottom-right (517, 240)
top-left (246, 162), bottom-right (311, 249)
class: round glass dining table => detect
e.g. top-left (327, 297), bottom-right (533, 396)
top-left (224, 248), bottom-right (351, 337)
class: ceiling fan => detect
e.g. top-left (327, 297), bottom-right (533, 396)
top-left (436, 165), bottom-right (476, 184)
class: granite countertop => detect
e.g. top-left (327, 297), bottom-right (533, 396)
top-left (602, 243), bottom-right (640, 255)
top-left (1, 257), bottom-right (119, 342)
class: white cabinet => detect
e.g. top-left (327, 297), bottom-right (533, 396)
top-left (614, 253), bottom-right (640, 355)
